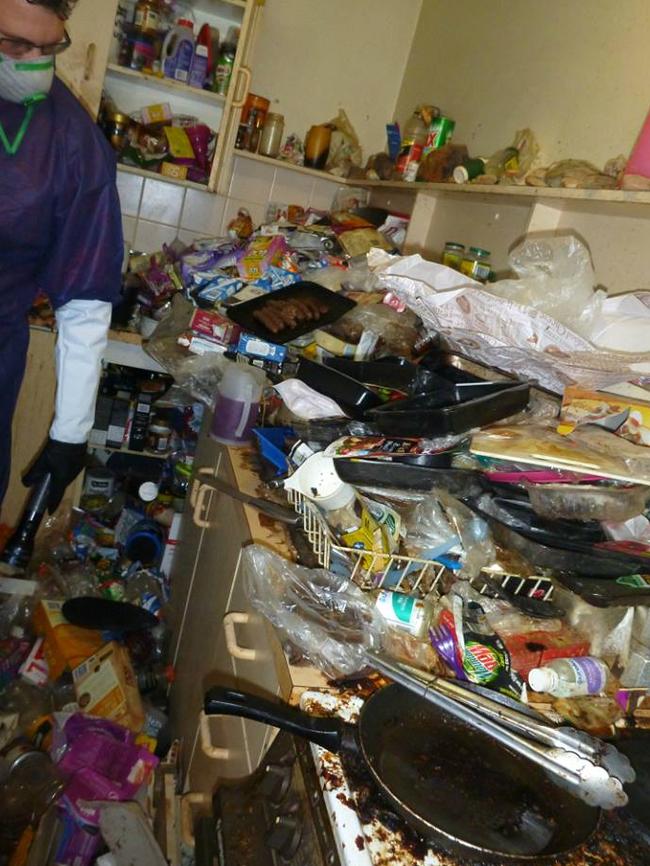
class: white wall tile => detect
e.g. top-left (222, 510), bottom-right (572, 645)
top-left (178, 229), bottom-right (200, 245)
top-left (310, 177), bottom-right (341, 211)
top-left (139, 179), bottom-right (186, 225)
top-left (134, 219), bottom-right (179, 253)
top-left (229, 157), bottom-right (275, 204)
top-left (122, 215), bottom-right (137, 246)
top-left (219, 197), bottom-right (267, 236)
top-left (270, 166), bottom-right (314, 207)
top-left (181, 190), bottom-right (226, 235)
top-left (116, 171), bottom-right (144, 217)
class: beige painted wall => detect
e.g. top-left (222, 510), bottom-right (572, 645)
top-left (396, 0), bottom-right (650, 167)
top-left (249, 0), bottom-right (423, 158)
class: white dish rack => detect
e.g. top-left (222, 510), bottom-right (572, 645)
top-left (287, 488), bottom-right (554, 603)
top-left (286, 488), bottom-right (447, 598)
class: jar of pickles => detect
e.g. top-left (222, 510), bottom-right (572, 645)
top-left (460, 246), bottom-right (491, 282)
top-left (442, 241), bottom-right (465, 270)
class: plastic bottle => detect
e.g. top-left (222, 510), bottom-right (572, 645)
top-left (373, 589), bottom-right (434, 640)
top-left (396, 111), bottom-right (427, 181)
top-left (624, 107), bottom-right (650, 185)
top-left (191, 23), bottom-right (213, 90)
top-left (482, 146), bottom-right (519, 182)
top-left (528, 656), bottom-right (610, 698)
top-left (162, 19), bottom-right (195, 84)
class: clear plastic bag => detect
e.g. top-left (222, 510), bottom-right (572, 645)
top-left (241, 545), bottom-right (378, 678)
top-left (402, 489), bottom-right (495, 578)
top-left (487, 235), bottom-right (604, 338)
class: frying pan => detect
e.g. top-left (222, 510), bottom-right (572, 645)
top-left (204, 685), bottom-right (598, 861)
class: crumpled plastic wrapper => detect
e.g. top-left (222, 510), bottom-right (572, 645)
top-left (370, 239), bottom-right (650, 394)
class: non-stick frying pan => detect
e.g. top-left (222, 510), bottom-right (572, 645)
top-left (204, 685), bottom-right (598, 861)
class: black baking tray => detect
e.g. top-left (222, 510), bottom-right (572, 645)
top-left (366, 379), bottom-right (530, 436)
top-left (324, 357), bottom-right (439, 393)
top-left (334, 459), bottom-right (484, 495)
top-left (296, 358), bottom-right (383, 419)
top-left (225, 281), bottom-right (355, 344)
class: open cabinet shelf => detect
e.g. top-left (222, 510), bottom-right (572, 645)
top-left (106, 63), bottom-right (226, 106)
top-left (117, 162), bottom-right (211, 192)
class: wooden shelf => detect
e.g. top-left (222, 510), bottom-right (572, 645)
top-left (234, 150), bottom-right (650, 205)
top-left (117, 162), bottom-right (211, 192)
top-left (107, 63), bottom-right (226, 106)
top-left (108, 328), bottom-right (143, 346)
top-left (91, 444), bottom-right (168, 459)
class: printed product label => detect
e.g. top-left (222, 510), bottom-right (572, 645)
top-left (565, 657), bottom-right (607, 694)
top-left (375, 590), bottom-right (425, 635)
top-left (617, 574), bottom-right (650, 588)
top-left (135, 9), bottom-right (160, 30)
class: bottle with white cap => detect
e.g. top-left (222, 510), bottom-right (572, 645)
top-left (528, 656), bottom-right (610, 698)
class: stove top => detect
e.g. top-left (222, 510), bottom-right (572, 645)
top-left (196, 688), bottom-right (649, 866)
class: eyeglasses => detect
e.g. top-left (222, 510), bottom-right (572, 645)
top-left (0, 28), bottom-right (71, 58)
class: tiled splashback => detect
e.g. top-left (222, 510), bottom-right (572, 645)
top-left (118, 155), bottom-right (342, 252)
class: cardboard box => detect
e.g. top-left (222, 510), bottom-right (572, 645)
top-left (33, 600), bottom-right (103, 681)
top-left (188, 308), bottom-right (241, 347)
top-left (72, 641), bottom-right (144, 733)
top-left (559, 386), bottom-right (650, 447)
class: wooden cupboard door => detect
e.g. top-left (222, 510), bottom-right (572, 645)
top-left (56, 0), bottom-right (119, 118)
top-left (208, 1), bottom-right (263, 193)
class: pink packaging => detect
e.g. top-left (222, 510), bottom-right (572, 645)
top-left (55, 809), bottom-right (102, 866)
top-left (624, 108), bottom-right (650, 182)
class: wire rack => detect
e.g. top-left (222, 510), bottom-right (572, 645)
top-left (287, 488), bottom-right (447, 598)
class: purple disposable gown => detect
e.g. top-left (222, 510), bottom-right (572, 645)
top-left (0, 77), bottom-right (123, 503)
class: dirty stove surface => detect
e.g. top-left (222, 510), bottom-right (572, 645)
top-left (303, 689), bottom-right (649, 866)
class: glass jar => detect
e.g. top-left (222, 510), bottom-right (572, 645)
top-left (460, 246), bottom-right (491, 282)
top-left (442, 241), bottom-right (465, 270)
top-left (134, 0), bottom-right (161, 36)
top-left (259, 113), bottom-right (285, 158)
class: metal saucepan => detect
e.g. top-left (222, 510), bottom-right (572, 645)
top-left (204, 685), bottom-right (599, 861)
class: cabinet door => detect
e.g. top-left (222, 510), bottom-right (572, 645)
top-left (56, 0), bottom-right (119, 118)
top-left (208, 1), bottom-right (264, 193)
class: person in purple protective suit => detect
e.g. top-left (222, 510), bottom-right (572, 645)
top-left (0, 0), bottom-right (123, 513)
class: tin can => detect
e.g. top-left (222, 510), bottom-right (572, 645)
top-left (424, 116), bottom-right (455, 156)
top-left (214, 48), bottom-right (235, 95)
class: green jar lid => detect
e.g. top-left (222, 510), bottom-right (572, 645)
top-left (469, 246), bottom-right (490, 257)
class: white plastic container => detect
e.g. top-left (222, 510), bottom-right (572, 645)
top-left (283, 452), bottom-right (355, 511)
top-left (162, 18), bottom-right (195, 84)
top-left (210, 363), bottom-right (266, 446)
top-left (528, 656), bottom-right (609, 698)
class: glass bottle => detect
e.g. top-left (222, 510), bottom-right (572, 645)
top-left (259, 113), bottom-right (285, 158)
top-left (460, 246), bottom-right (492, 282)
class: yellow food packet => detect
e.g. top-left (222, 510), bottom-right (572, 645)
top-left (163, 125), bottom-right (194, 159)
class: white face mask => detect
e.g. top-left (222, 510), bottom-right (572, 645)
top-left (0, 53), bottom-right (54, 105)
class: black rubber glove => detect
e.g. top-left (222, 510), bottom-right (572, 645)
top-left (23, 438), bottom-right (87, 513)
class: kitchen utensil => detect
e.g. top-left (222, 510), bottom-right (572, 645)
top-left (553, 573), bottom-right (650, 607)
top-left (61, 597), bottom-right (158, 632)
top-left (204, 685), bottom-right (598, 860)
top-left (334, 459), bottom-right (483, 495)
top-left (226, 282), bottom-right (355, 345)
top-left (478, 571), bottom-right (564, 619)
top-left (366, 381), bottom-right (530, 436)
top-left (470, 494), bottom-right (650, 577)
top-left (196, 475), bottom-right (301, 525)
top-left (324, 357), bottom-right (438, 393)
top-left (368, 654), bottom-right (630, 810)
top-left (296, 358), bottom-right (382, 419)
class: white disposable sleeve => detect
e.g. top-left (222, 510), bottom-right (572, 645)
top-left (49, 299), bottom-right (112, 444)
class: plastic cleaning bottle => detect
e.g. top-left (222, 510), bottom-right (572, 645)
top-left (396, 110), bottom-right (427, 181)
top-left (528, 656), bottom-right (610, 698)
top-left (162, 18), bottom-right (195, 84)
top-left (189, 23), bottom-right (211, 89)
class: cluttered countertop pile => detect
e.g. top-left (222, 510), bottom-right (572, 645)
top-left (140, 198), bottom-right (650, 859)
top-left (5, 188), bottom-right (650, 864)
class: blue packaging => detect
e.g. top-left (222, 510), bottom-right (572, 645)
top-left (189, 43), bottom-right (209, 89)
top-left (237, 333), bottom-right (287, 363)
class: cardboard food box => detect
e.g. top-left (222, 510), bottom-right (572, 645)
top-left (72, 641), bottom-right (145, 733)
top-left (559, 386), bottom-right (650, 447)
top-left (33, 600), bottom-right (103, 681)
top-left (188, 308), bottom-right (241, 347)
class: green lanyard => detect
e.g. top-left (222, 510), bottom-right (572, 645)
top-left (0, 103), bottom-right (36, 156)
